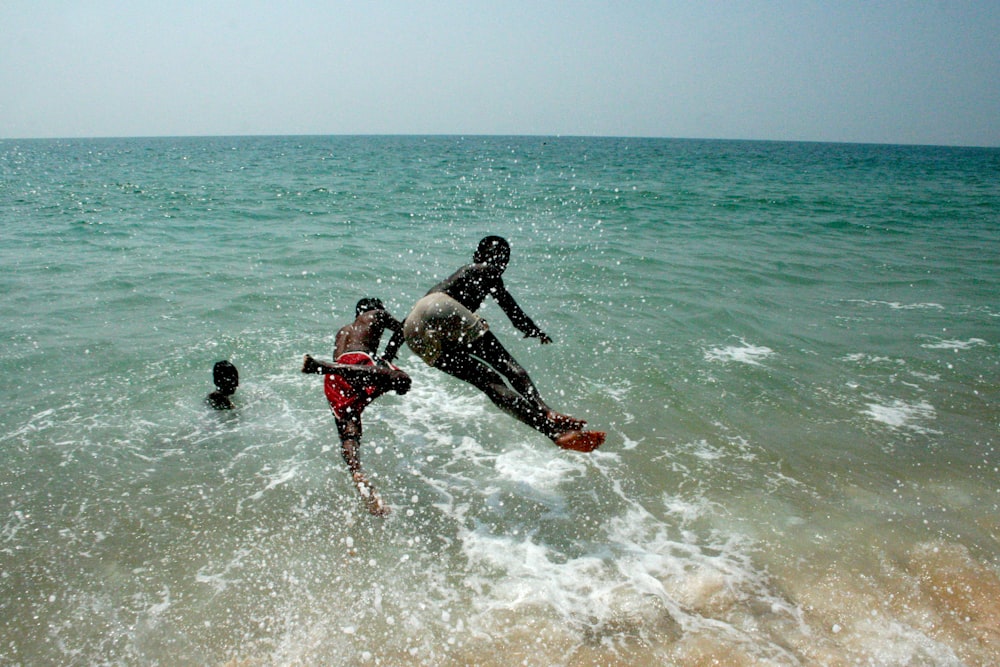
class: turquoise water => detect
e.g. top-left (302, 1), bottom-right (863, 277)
top-left (1, 136), bottom-right (998, 665)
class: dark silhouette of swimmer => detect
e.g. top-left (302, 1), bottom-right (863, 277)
top-left (206, 360), bottom-right (239, 410)
top-left (302, 298), bottom-right (411, 516)
top-left (403, 236), bottom-right (605, 452)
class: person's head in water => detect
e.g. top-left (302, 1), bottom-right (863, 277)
top-left (473, 235), bottom-right (510, 271)
top-left (356, 297), bottom-right (385, 318)
top-left (213, 360), bottom-right (239, 394)
top-left (207, 360), bottom-right (239, 409)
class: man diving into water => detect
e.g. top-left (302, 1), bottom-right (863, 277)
top-left (403, 236), bottom-right (604, 452)
top-left (302, 298), bottom-right (411, 516)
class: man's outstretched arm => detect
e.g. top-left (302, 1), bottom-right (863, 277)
top-left (493, 286), bottom-right (552, 343)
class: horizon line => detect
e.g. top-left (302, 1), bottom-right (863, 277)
top-left (1, 132), bottom-right (996, 150)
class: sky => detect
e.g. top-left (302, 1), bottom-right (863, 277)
top-left (2, 1), bottom-right (998, 146)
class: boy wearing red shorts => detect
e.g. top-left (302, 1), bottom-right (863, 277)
top-left (302, 298), bottom-right (410, 516)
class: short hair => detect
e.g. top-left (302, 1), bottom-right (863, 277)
top-left (473, 235), bottom-right (510, 267)
top-left (356, 297), bottom-right (385, 317)
top-left (213, 360), bottom-right (239, 394)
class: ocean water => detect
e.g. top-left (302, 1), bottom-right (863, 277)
top-left (1, 135), bottom-right (998, 666)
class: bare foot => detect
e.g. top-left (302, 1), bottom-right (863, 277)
top-left (365, 494), bottom-right (390, 517)
top-left (553, 430), bottom-right (605, 453)
top-left (547, 410), bottom-right (586, 432)
top-left (353, 472), bottom-right (390, 517)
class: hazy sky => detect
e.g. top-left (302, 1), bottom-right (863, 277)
top-left (2, 1), bottom-right (998, 146)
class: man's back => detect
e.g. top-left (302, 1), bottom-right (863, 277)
top-left (335, 310), bottom-right (383, 356)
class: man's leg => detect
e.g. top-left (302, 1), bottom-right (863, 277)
top-left (304, 355), bottom-right (410, 394)
top-left (467, 332), bottom-right (546, 407)
top-left (435, 348), bottom-right (563, 439)
top-left (467, 333), bottom-right (586, 432)
top-left (336, 413), bottom-right (364, 474)
top-left (335, 413), bottom-right (389, 516)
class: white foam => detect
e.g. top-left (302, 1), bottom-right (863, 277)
top-left (919, 337), bottom-right (988, 350)
top-left (494, 444), bottom-right (586, 492)
top-left (618, 430), bottom-right (641, 450)
top-left (672, 436), bottom-right (756, 467)
top-left (460, 527), bottom-right (611, 619)
top-left (443, 489), bottom-right (812, 665)
top-left (388, 363), bottom-right (490, 445)
top-left (661, 492), bottom-right (718, 526)
top-left (863, 398), bottom-right (936, 432)
top-left (848, 299), bottom-right (945, 311)
top-left (2, 507), bottom-right (27, 534)
top-left (835, 616), bottom-right (963, 665)
top-left (194, 547), bottom-right (252, 593)
top-left (704, 340), bottom-right (774, 366)
top-left (604, 505), bottom-right (808, 654)
top-left (240, 461), bottom-right (302, 506)
top-left (843, 352), bottom-right (903, 366)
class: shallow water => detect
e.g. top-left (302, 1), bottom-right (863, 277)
top-left (1, 136), bottom-right (998, 665)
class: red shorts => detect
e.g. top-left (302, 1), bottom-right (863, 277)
top-left (324, 352), bottom-right (387, 420)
